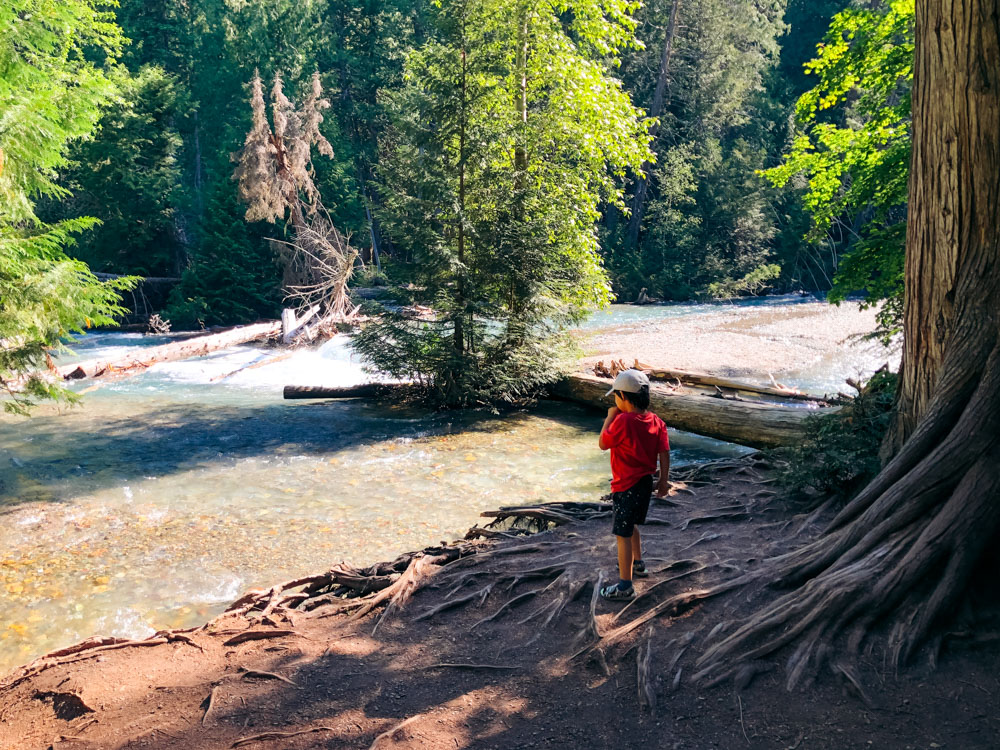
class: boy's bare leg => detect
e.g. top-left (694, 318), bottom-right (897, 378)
top-left (631, 528), bottom-right (642, 563)
top-left (616, 534), bottom-right (634, 586)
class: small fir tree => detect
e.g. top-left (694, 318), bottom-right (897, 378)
top-left (355, 0), bottom-right (651, 406)
top-left (165, 184), bottom-right (283, 328)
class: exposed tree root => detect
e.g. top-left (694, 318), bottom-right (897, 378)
top-left (0, 633), bottom-right (204, 693)
top-left (678, 532), bottom-right (722, 552)
top-left (424, 663), bottom-right (520, 670)
top-left (223, 630), bottom-right (297, 647)
top-left (610, 561), bottom-right (715, 624)
top-left (636, 627), bottom-right (656, 714)
top-left (239, 668), bottom-right (299, 687)
top-left (231, 726), bottom-right (337, 748)
top-left (367, 714), bottom-right (424, 750)
top-left (356, 554), bottom-right (447, 634)
top-left (413, 583), bottom-right (495, 621)
top-left (694, 363), bottom-right (1000, 688)
top-left (202, 684), bottom-right (221, 725)
top-left (582, 581), bottom-right (741, 659)
top-left (677, 508), bottom-right (751, 530)
top-left (472, 586), bottom-right (552, 630)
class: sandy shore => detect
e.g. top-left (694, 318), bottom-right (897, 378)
top-left (577, 300), bottom-right (901, 391)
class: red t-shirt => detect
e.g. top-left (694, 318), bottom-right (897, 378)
top-left (601, 411), bottom-right (670, 493)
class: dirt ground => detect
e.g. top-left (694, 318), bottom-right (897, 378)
top-left (577, 301), bottom-right (899, 384)
top-left (2, 458), bottom-right (997, 750)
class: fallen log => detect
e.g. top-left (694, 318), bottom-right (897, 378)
top-left (550, 372), bottom-right (832, 449)
top-left (638, 365), bottom-right (834, 404)
top-left (596, 359), bottom-right (837, 404)
top-left (283, 383), bottom-right (383, 400)
top-left (60, 321), bottom-right (282, 381)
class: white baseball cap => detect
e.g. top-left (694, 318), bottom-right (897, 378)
top-left (605, 368), bottom-right (650, 397)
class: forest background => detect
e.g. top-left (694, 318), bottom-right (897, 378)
top-left (21, 0), bottom-right (908, 333)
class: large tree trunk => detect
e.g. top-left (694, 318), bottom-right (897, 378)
top-left (695, 0), bottom-right (1000, 685)
top-left (882, 0), bottom-right (997, 456)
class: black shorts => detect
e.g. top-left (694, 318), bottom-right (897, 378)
top-left (611, 475), bottom-right (653, 537)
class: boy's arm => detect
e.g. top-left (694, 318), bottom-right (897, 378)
top-left (655, 450), bottom-right (671, 496)
top-left (598, 407), bottom-right (620, 450)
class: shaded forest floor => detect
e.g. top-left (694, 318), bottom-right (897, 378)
top-left (2, 459), bottom-right (997, 750)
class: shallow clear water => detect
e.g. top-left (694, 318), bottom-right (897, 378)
top-left (0, 327), bottom-right (755, 674)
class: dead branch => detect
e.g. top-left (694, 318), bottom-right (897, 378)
top-left (425, 663), bottom-right (520, 670)
top-left (232, 726), bottom-right (337, 748)
top-left (222, 630), bottom-right (297, 647)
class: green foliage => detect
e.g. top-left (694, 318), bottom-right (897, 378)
top-left (763, 0), bottom-right (913, 341)
top-left (164, 185), bottom-right (282, 328)
top-left (41, 65), bottom-right (186, 276)
top-left (357, 0), bottom-right (651, 405)
top-left (775, 368), bottom-right (897, 501)
top-left (607, 0), bottom-right (789, 300)
top-left (0, 0), bottom-right (134, 411)
top-left (706, 263), bottom-right (782, 299)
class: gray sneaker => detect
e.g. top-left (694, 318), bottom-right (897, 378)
top-left (633, 560), bottom-right (649, 578)
top-left (599, 582), bottom-right (635, 601)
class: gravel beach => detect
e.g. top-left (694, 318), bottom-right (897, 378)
top-left (577, 300), bottom-right (901, 393)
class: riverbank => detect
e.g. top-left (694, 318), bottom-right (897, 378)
top-left (2, 457), bottom-right (996, 749)
top-left (578, 299), bottom-right (898, 393)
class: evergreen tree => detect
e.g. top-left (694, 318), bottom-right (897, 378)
top-left (0, 0), bottom-right (132, 412)
top-left (165, 184), bottom-right (282, 328)
top-left (355, 0), bottom-right (651, 405)
top-left (41, 66), bottom-right (186, 277)
top-left (608, 0), bottom-right (788, 300)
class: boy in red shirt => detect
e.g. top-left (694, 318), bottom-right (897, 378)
top-left (598, 369), bottom-right (670, 600)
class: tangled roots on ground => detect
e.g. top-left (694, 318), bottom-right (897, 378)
top-left (695, 345), bottom-right (1000, 690)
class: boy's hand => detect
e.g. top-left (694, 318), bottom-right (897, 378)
top-left (598, 406), bottom-right (620, 450)
top-left (655, 480), bottom-right (674, 498)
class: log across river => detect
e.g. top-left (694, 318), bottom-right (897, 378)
top-left (549, 372), bottom-right (829, 449)
top-left (283, 371), bottom-right (834, 449)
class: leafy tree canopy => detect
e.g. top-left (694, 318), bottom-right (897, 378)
top-left (763, 0), bottom-right (913, 340)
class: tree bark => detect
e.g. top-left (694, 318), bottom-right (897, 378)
top-left (695, 0), bottom-right (1000, 684)
top-left (550, 373), bottom-right (822, 449)
top-left (624, 0), bottom-right (681, 252)
top-left (883, 0), bottom-right (999, 457)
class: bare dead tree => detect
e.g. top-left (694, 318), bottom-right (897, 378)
top-left (234, 71), bottom-right (359, 321)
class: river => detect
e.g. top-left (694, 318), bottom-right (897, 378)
top-left (0, 298), bottom-right (891, 674)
